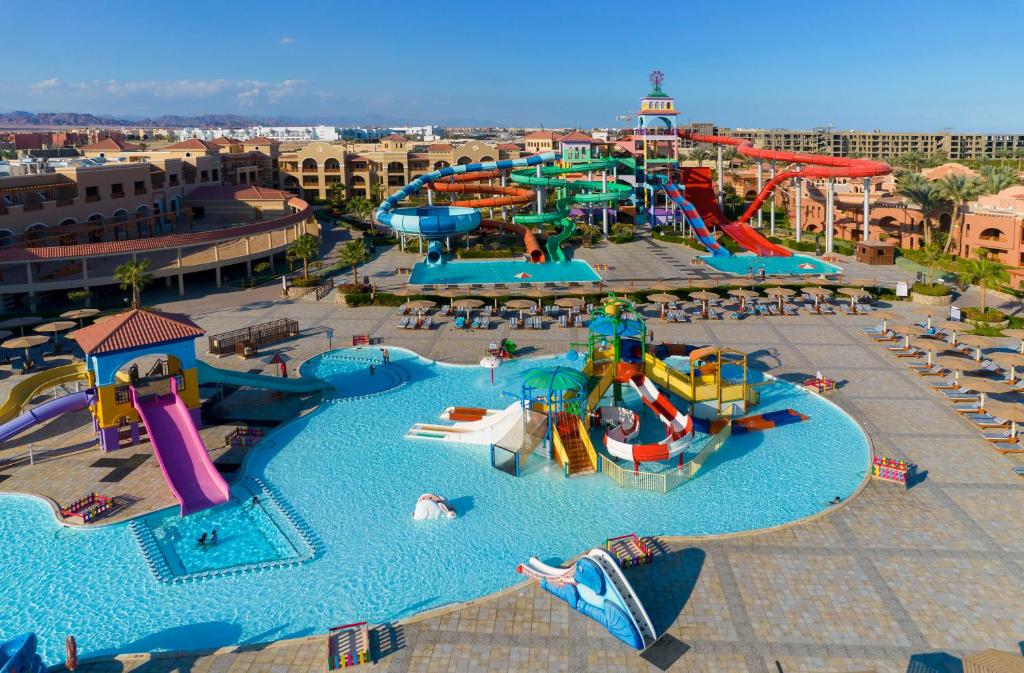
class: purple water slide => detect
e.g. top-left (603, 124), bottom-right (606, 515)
top-left (130, 382), bottom-right (229, 516)
top-left (0, 390), bottom-right (94, 444)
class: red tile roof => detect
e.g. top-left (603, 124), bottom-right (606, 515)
top-left (164, 138), bottom-right (220, 151)
top-left (496, 143), bottom-right (521, 150)
top-left (427, 143), bottom-right (454, 152)
top-left (382, 134), bottom-right (408, 141)
top-left (72, 309), bottom-right (204, 355)
top-left (186, 185), bottom-right (292, 201)
top-left (558, 131), bottom-right (596, 143)
top-left (210, 136), bottom-right (242, 146)
top-left (245, 136), bottom-right (281, 145)
top-left (524, 131), bottom-right (559, 141)
top-left (80, 138), bottom-right (143, 151)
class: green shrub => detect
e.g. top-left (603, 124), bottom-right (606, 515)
top-left (456, 247), bottom-right (517, 259)
top-left (963, 306), bottom-right (1005, 322)
top-left (653, 231), bottom-right (707, 251)
top-left (767, 236), bottom-right (784, 244)
top-left (720, 237), bottom-right (744, 253)
top-left (911, 282), bottom-right (952, 296)
top-left (609, 223), bottom-right (635, 243)
top-left (343, 292), bottom-right (411, 307)
top-left (783, 239), bottom-right (818, 253)
top-left (833, 241), bottom-right (855, 256)
top-left (289, 276), bottom-right (322, 288)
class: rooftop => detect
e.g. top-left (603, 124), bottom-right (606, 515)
top-left (186, 185), bottom-right (293, 201)
top-left (164, 138), bottom-right (221, 151)
top-left (524, 131), bottom-right (560, 141)
top-left (79, 138), bottom-right (143, 151)
top-left (71, 309), bottom-right (204, 355)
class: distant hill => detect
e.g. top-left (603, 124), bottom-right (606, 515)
top-left (0, 111), bottom-right (299, 128)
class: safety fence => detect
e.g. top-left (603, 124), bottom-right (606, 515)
top-left (600, 423), bottom-right (731, 494)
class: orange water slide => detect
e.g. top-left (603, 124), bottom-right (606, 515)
top-left (430, 169), bottom-right (545, 262)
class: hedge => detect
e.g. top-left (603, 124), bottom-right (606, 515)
top-left (911, 282), bottom-right (952, 296)
top-left (456, 248), bottom-right (520, 259)
top-left (963, 306), bottom-right (1005, 322)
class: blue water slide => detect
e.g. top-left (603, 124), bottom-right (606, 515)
top-left (374, 152), bottom-right (559, 237)
top-left (660, 181), bottom-right (730, 257)
top-left (0, 390), bottom-right (94, 444)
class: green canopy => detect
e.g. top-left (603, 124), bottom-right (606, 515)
top-left (521, 366), bottom-right (589, 393)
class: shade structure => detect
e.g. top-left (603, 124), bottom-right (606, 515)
top-left (405, 299), bottom-right (436, 311)
top-left (474, 288), bottom-right (505, 308)
top-left (958, 333), bottom-right (995, 361)
top-left (764, 287), bottom-right (796, 297)
top-left (802, 287), bottom-right (833, 296)
top-left (935, 319), bottom-right (966, 343)
top-left (911, 338), bottom-right (948, 364)
top-left (688, 291), bottom-right (720, 302)
top-left (912, 305), bottom-right (941, 328)
top-left (727, 278), bottom-right (757, 288)
top-left (869, 309), bottom-right (900, 331)
top-left (391, 286), bottom-right (420, 297)
top-left (891, 323), bottom-right (927, 348)
top-left (0, 316), bottom-right (42, 335)
top-left (505, 299), bottom-right (535, 310)
top-left (989, 351), bottom-right (1024, 381)
top-left (728, 288), bottom-right (759, 309)
top-left (933, 354), bottom-right (981, 377)
top-left (452, 299), bottom-right (484, 317)
top-left (34, 320), bottom-right (77, 334)
top-left (958, 374), bottom-right (1010, 409)
top-left (688, 279), bottom-right (717, 289)
top-left (647, 293), bottom-right (680, 304)
top-left (61, 308), bottom-right (100, 320)
top-left (480, 354), bottom-right (502, 384)
top-left (2, 334), bottom-right (50, 361)
top-left (521, 366), bottom-right (590, 393)
top-left (843, 277), bottom-right (877, 288)
top-left (982, 400), bottom-right (1024, 436)
top-left (1002, 328), bottom-right (1024, 354)
top-left (554, 297), bottom-right (584, 308)
top-left (589, 314), bottom-right (644, 339)
top-left (838, 287), bottom-right (868, 308)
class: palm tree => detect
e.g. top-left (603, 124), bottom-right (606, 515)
top-left (369, 183), bottom-right (387, 205)
top-left (329, 182), bottom-right (346, 208)
top-left (337, 239), bottom-right (369, 286)
top-left (957, 250), bottom-right (1009, 311)
top-left (979, 165), bottom-right (1019, 194)
top-left (347, 196), bottom-right (373, 226)
top-left (895, 151), bottom-right (927, 173)
top-left (723, 147), bottom-right (743, 166)
top-left (287, 233), bottom-right (320, 280)
top-left (690, 147), bottom-right (712, 167)
top-left (937, 174), bottom-right (984, 255)
top-left (897, 180), bottom-right (947, 246)
top-left (114, 259), bottom-right (153, 309)
top-left (918, 242), bottom-right (949, 285)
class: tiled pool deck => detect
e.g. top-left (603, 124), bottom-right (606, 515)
top-left (3, 256), bottom-right (1022, 672)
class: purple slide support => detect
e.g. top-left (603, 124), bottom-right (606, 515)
top-left (130, 380), bottom-right (229, 516)
top-left (0, 391), bottom-right (94, 444)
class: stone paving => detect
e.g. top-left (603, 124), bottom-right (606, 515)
top-left (4, 254), bottom-right (1024, 672)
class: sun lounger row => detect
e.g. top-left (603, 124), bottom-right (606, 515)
top-left (398, 316), bottom-right (432, 330)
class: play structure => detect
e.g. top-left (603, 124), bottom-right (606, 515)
top-left (412, 493), bottom-right (456, 520)
top-left (606, 533), bottom-right (653, 568)
top-left (872, 456), bottom-right (909, 484)
top-left (803, 375), bottom-right (837, 393)
top-left (60, 492), bottom-right (116, 523)
top-left (327, 622), bottom-right (373, 670)
top-left (518, 548), bottom-right (657, 650)
top-left (0, 633), bottom-right (45, 673)
top-left (731, 409), bottom-right (809, 435)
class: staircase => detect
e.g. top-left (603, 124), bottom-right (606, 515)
top-left (555, 412), bottom-right (595, 476)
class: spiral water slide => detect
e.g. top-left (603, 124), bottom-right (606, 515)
top-left (510, 160), bottom-right (634, 263)
top-left (375, 153), bottom-right (557, 264)
top-left (430, 169), bottom-right (546, 262)
top-left (679, 131), bottom-right (892, 256)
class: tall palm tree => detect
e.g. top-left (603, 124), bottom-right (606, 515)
top-left (938, 174), bottom-right (983, 255)
top-left (347, 196), bottom-right (373, 226)
top-left (329, 182), bottom-right (346, 208)
top-left (689, 147), bottom-right (712, 167)
top-left (897, 180), bottom-right (947, 246)
top-left (957, 250), bottom-right (1009, 312)
top-left (895, 151), bottom-right (927, 173)
top-left (287, 233), bottom-right (320, 280)
top-left (723, 147), bottom-right (742, 166)
top-left (918, 242), bottom-right (949, 286)
top-left (114, 259), bottom-right (153, 309)
top-left (979, 164), bottom-right (1019, 194)
top-left (337, 239), bottom-right (369, 286)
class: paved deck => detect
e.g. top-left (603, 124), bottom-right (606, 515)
top-left (4, 259), bottom-right (1023, 673)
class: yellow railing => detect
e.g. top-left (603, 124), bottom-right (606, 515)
top-left (576, 417), bottom-right (601, 472)
top-left (551, 425), bottom-right (571, 478)
top-left (585, 367), bottom-right (614, 423)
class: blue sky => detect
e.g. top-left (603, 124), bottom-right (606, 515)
top-left (2, 0), bottom-right (1021, 131)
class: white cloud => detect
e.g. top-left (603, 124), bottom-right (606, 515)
top-left (279, 36), bottom-right (295, 45)
top-left (29, 78), bottom-right (63, 92)
top-left (25, 77), bottom-right (312, 106)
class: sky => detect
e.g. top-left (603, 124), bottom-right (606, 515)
top-left (2, 0), bottom-right (1022, 132)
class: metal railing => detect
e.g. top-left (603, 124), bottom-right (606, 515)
top-left (601, 423), bottom-right (731, 494)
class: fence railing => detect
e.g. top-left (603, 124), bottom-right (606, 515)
top-left (577, 418), bottom-right (601, 473)
top-left (314, 277), bottom-right (336, 301)
top-left (208, 319), bottom-right (300, 356)
top-left (551, 426), bottom-right (570, 478)
top-left (601, 422), bottom-right (732, 493)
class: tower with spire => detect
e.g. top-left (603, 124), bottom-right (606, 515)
top-left (635, 70), bottom-right (680, 167)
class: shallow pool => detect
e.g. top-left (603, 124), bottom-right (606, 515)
top-left (700, 253), bottom-right (841, 276)
top-left (408, 259), bottom-right (601, 285)
top-left (0, 348), bottom-right (868, 662)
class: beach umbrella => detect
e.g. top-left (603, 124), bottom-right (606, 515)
top-left (764, 286), bottom-right (795, 311)
top-left (61, 308), bottom-right (100, 328)
top-left (0, 316), bottom-right (42, 336)
top-left (727, 288), bottom-right (759, 310)
top-left (34, 320), bottom-right (77, 334)
top-left (480, 354), bottom-right (502, 384)
top-left (892, 323), bottom-right (928, 349)
top-left (647, 293), bottom-right (679, 317)
top-left (844, 277), bottom-right (877, 288)
top-left (435, 288), bottom-right (462, 298)
top-left (453, 298), bottom-right (484, 317)
top-left (688, 279), bottom-right (717, 289)
top-left (981, 399), bottom-right (1024, 436)
top-left (1002, 328), bottom-right (1024, 354)
top-left (689, 291), bottom-right (719, 315)
top-left (2, 334), bottom-right (50, 362)
top-left (728, 278), bottom-right (757, 288)
top-left (958, 374), bottom-right (1009, 409)
top-left (910, 338), bottom-right (948, 365)
top-left (506, 298), bottom-right (536, 319)
top-left (933, 354), bottom-right (980, 379)
top-left (837, 287), bottom-right (869, 309)
top-left (554, 297), bottom-right (585, 309)
top-left (802, 286), bottom-right (833, 312)
top-left (406, 299), bottom-right (436, 312)
top-left (391, 286), bottom-right (419, 297)
top-left (475, 288), bottom-right (505, 309)
top-left (957, 333), bottom-right (995, 361)
top-left (989, 351), bottom-right (1024, 382)
top-left (522, 366), bottom-right (590, 394)
top-left (934, 319), bottom-right (966, 345)
top-left (871, 310), bottom-right (901, 332)
top-left (912, 305), bottom-right (940, 329)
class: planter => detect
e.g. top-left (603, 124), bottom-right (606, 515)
top-left (286, 285), bottom-right (316, 299)
top-left (911, 291), bottom-right (952, 306)
top-left (966, 318), bottom-right (1009, 329)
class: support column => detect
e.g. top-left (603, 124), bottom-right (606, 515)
top-left (245, 238), bottom-right (251, 278)
top-left (177, 248), bottom-right (184, 296)
top-left (717, 146), bottom-right (724, 209)
top-left (500, 173), bottom-right (507, 221)
top-left (756, 160), bottom-right (763, 229)
top-left (825, 178), bottom-right (835, 254)
top-left (215, 265), bottom-right (222, 288)
top-left (769, 160), bottom-right (776, 236)
top-left (82, 257), bottom-right (89, 285)
top-left (862, 177), bottom-right (871, 241)
top-left (427, 188), bottom-right (433, 206)
top-left (795, 165), bottom-right (803, 243)
top-left (601, 172), bottom-right (609, 238)
top-left (535, 165), bottom-right (544, 213)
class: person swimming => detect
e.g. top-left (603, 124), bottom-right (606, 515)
top-left (197, 532), bottom-right (208, 546)
top-left (211, 529), bottom-right (218, 545)
top-left (369, 364), bottom-right (375, 376)
top-left (829, 496), bottom-right (842, 505)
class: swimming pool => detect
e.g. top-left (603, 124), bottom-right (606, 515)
top-left (700, 253), bottom-right (841, 276)
top-left (0, 348), bottom-right (869, 662)
top-left (408, 259), bottom-right (601, 285)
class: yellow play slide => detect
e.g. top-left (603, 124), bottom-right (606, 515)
top-left (0, 363), bottom-right (89, 424)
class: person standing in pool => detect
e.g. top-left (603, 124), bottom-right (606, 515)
top-left (211, 529), bottom-right (218, 545)
top-left (381, 348), bottom-right (390, 365)
top-left (758, 267), bottom-right (766, 282)
top-left (369, 364), bottom-right (375, 376)
top-left (197, 532), bottom-right (208, 546)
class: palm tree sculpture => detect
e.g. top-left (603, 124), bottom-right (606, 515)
top-left (337, 239), bottom-right (369, 287)
top-left (114, 259), bottom-right (153, 309)
top-left (957, 250), bottom-right (1009, 312)
top-left (287, 233), bottom-right (320, 280)
top-left (938, 174), bottom-right (984, 255)
top-left (897, 177), bottom-right (947, 246)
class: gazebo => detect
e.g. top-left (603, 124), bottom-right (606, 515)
top-left (520, 366), bottom-right (590, 461)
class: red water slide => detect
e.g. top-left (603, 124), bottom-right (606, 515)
top-left (430, 170), bottom-right (545, 262)
top-left (678, 131), bottom-right (892, 256)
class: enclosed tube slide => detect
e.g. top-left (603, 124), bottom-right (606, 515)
top-left (659, 179), bottom-right (729, 257)
top-left (0, 390), bottom-right (94, 444)
top-left (679, 131), bottom-right (892, 256)
top-left (431, 169), bottom-right (545, 262)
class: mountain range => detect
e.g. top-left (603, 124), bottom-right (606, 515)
top-left (0, 111), bottom-right (498, 128)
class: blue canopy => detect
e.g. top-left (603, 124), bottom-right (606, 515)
top-left (589, 315), bottom-right (644, 338)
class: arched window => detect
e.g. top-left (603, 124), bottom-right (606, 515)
top-left (301, 158), bottom-right (318, 171)
top-left (351, 175), bottom-right (366, 185)
top-left (0, 229), bottom-right (13, 248)
top-left (456, 156), bottom-right (472, 165)
top-left (979, 227), bottom-right (1004, 241)
top-left (433, 161), bottom-right (450, 170)
top-left (59, 218), bottom-right (77, 227)
top-left (324, 158), bottom-right (341, 172)
top-left (87, 213), bottom-right (105, 243)
top-left (479, 155), bottom-right (494, 163)
top-left (387, 161), bottom-right (404, 173)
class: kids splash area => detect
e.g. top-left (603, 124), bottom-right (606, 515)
top-left (0, 294), bottom-right (871, 663)
top-left (374, 72), bottom-right (891, 286)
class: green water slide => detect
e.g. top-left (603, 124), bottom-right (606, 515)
top-left (510, 160), bottom-right (633, 263)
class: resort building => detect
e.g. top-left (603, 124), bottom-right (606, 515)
top-left (278, 138), bottom-right (525, 202)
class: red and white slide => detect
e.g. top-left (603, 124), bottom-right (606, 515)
top-left (596, 375), bottom-right (692, 464)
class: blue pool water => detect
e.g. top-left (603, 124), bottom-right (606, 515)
top-left (700, 253), bottom-right (841, 276)
top-left (0, 348), bottom-right (869, 662)
top-left (408, 259), bottom-right (601, 285)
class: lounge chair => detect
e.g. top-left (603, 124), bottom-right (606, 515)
top-left (454, 316), bottom-right (466, 329)
top-left (422, 317), bottom-right (432, 330)
top-left (981, 428), bottom-right (1015, 441)
top-left (573, 315), bottom-right (584, 328)
top-left (993, 440), bottom-right (1024, 453)
top-left (510, 316), bottom-right (520, 330)
top-left (783, 304), bottom-right (799, 316)
top-left (951, 400), bottom-right (983, 414)
top-left (559, 314), bottom-right (568, 328)
top-left (1013, 466), bottom-right (1024, 477)
top-left (480, 317), bottom-right (491, 329)
top-left (438, 305), bottom-right (451, 316)
top-left (964, 413), bottom-right (1005, 427)
top-left (913, 365), bottom-right (946, 376)
top-left (397, 316), bottom-right (411, 329)
top-left (471, 318), bottom-right (481, 329)
top-left (888, 347), bottom-right (922, 358)
top-left (939, 387), bottom-right (980, 400)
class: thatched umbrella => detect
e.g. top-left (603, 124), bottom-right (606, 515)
top-left (0, 316), bottom-right (42, 336)
top-left (933, 354), bottom-right (980, 379)
top-left (553, 297), bottom-right (585, 316)
top-left (688, 279), bottom-right (718, 289)
top-left (2, 334), bottom-right (50, 362)
top-left (837, 287), bottom-right (869, 310)
top-left (435, 288), bottom-right (462, 298)
top-left (1002, 328), bottom-right (1024, 354)
top-left (475, 287), bottom-right (505, 309)
top-left (392, 286), bottom-right (419, 297)
top-left (958, 374), bottom-right (1010, 409)
top-left (728, 278), bottom-right (757, 288)
top-left (844, 277), bottom-right (877, 288)
top-left (764, 286), bottom-right (795, 312)
top-left (958, 333), bottom-right (996, 361)
top-left (870, 310), bottom-right (901, 332)
top-left (934, 319), bottom-right (966, 344)
top-left (892, 322), bottom-right (928, 349)
top-left (506, 298), bottom-right (537, 319)
top-left (34, 320), bottom-right (77, 335)
top-left (910, 338), bottom-right (948, 365)
top-left (982, 399), bottom-right (1024, 436)
top-left (523, 287), bottom-right (553, 307)
top-left (406, 299), bottom-right (436, 312)
top-left (989, 351), bottom-right (1024, 382)
top-left (912, 305), bottom-right (941, 329)
top-left (802, 287), bottom-right (833, 312)
top-left (60, 308), bottom-right (101, 328)
top-left (647, 293), bottom-right (679, 317)
top-left (727, 288), bottom-right (759, 310)
top-left (452, 298), bottom-right (484, 317)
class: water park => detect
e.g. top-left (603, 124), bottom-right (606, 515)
top-left (1, 75), bottom-right (1023, 673)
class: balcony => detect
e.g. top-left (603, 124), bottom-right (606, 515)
top-left (323, 167), bottom-right (341, 174)
top-left (85, 195), bottom-right (101, 203)
top-left (111, 191), bottom-right (125, 199)
top-left (134, 187), bottom-right (147, 196)
top-left (301, 168), bottom-right (319, 174)
top-left (56, 198), bottom-right (74, 207)
top-left (23, 202), bottom-right (43, 212)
